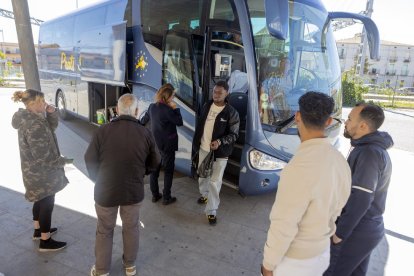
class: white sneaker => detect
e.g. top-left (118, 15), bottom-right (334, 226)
top-left (125, 265), bottom-right (136, 276)
top-left (122, 258), bottom-right (137, 276)
top-left (90, 265), bottom-right (109, 276)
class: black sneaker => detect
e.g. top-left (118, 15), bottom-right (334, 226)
top-left (39, 238), bottom-right (67, 252)
top-left (197, 196), bottom-right (208, 205)
top-left (162, 197), bottom-right (177, 205)
top-left (33, 227), bottom-right (58, 240)
top-left (152, 193), bottom-right (162, 203)
top-left (207, 215), bottom-right (217, 226)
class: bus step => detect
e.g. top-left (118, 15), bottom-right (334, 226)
top-left (230, 143), bottom-right (243, 160)
top-left (237, 129), bottom-right (246, 144)
top-left (225, 159), bottom-right (240, 177)
top-left (222, 174), bottom-right (239, 188)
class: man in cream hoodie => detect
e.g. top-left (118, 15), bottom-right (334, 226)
top-left (261, 92), bottom-right (352, 276)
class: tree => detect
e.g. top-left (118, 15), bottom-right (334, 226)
top-left (342, 71), bottom-right (368, 106)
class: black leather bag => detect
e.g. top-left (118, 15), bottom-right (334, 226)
top-left (197, 151), bottom-right (214, 178)
top-left (139, 110), bottom-right (150, 127)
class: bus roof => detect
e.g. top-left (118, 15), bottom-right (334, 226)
top-left (40, 0), bottom-right (113, 26)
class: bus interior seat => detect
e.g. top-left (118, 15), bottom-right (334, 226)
top-left (228, 70), bottom-right (248, 94)
top-left (228, 92), bottom-right (248, 144)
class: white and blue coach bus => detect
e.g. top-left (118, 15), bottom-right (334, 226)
top-left (37, 0), bottom-right (380, 195)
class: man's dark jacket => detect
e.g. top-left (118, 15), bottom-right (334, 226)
top-left (84, 115), bottom-right (161, 207)
top-left (336, 131), bottom-right (393, 240)
top-left (192, 100), bottom-right (239, 167)
top-left (148, 102), bottom-right (183, 152)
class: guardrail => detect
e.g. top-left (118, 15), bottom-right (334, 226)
top-left (362, 93), bottom-right (414, 108)
top-left (364, 93), bottom-right (414, 102)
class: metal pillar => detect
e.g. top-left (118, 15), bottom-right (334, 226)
top-left (11, 0), bottom-right (40, 90)
top-left (358, 0), bottom-right (374, 76)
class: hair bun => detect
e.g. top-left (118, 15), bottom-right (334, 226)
top-left (11, 91), bottom-right (25, 103)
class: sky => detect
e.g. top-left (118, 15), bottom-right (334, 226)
top-left (1, 0), bottom-right (414, 45)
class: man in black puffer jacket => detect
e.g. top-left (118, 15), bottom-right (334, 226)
top-left (192, 80), bottom-right (239, 225)
top-left (324, 103), bottom-right (393, 276)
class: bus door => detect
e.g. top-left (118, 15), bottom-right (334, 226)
top-left (203, 27), bottom-right (248, 187)
top-left (162, 30), bottom-right (203, 174)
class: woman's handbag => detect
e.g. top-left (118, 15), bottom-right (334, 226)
top-left (139, 110), bottom-right (150, 127)
top-left (197, 150), bottom-right (214, 178)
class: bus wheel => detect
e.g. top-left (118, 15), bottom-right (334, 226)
top-left (56, 91), bottom-right (69, 120)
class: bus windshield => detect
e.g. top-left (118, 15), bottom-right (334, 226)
top-left (248, 0), bottom-right (341, 127)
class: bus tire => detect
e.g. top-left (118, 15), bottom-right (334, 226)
top-left (56, 91), bottom-right (69, 120)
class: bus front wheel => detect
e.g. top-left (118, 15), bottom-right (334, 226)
top-left (56, 91), bottom-right (69, 120)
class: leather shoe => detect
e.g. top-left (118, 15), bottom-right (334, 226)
top-left (162, 197), bottom-right (177, 205)
top-left (152, 193), bottom-right (162, 203)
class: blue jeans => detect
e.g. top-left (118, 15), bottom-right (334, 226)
top-left (94, 202), bottom-right (141, 275)
top-left (198, 148), bottom-right (228, 216)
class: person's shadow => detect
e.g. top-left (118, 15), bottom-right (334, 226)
top-left (367, 229), bottom-right (414, 276)
top-left (366, 235), bottom-right (389, 276)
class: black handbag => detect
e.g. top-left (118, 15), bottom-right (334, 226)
top-left (139, 110), bottom-right (150, 127)
top-left (197, 151), bottom-right (214, 178)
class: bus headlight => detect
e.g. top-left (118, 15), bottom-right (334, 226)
top-left (249, 149), bottom-right (286, 170)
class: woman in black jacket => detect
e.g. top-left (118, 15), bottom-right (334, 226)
top-left (148, 84), bottom-right (183, 205)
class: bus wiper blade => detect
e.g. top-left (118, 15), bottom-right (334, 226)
top-left (275, 115), bottom-right (296, 133)
top-left (333, 117), bottom-right (343, 124)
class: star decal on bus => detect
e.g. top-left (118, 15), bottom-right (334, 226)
top-left (135, 51), bottom-right (148, 78)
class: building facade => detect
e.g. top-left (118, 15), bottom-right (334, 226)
top-left (336, 34), bottom-right (414, 89)
top-left (0, 42), bottom-right (38, 78)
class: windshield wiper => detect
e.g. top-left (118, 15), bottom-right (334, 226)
top-left (275, 114), bottom-right (296, 133)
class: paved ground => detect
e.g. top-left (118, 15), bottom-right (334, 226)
top-left (0, 87), bottom-right (413, 275)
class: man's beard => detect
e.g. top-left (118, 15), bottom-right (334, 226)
top-left (343, 128), bottom-right (351, 139)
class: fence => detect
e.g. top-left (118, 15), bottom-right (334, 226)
top-left (0, 63), bottom-right (23, 79)
top-left (363, 92), bottom-right (414, 108)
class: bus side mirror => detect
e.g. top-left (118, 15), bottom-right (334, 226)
top-left (265, 0), bottom-right (289, 40)
top-left (328, 12), bottom-right (380, 60)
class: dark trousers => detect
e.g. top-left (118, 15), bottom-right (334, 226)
top-left (32, 194), bottom-right (55, 233)
top-left (150, 149), bottom-right (175, 199)
top-left (324, 231), bottom-right (384, 276)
